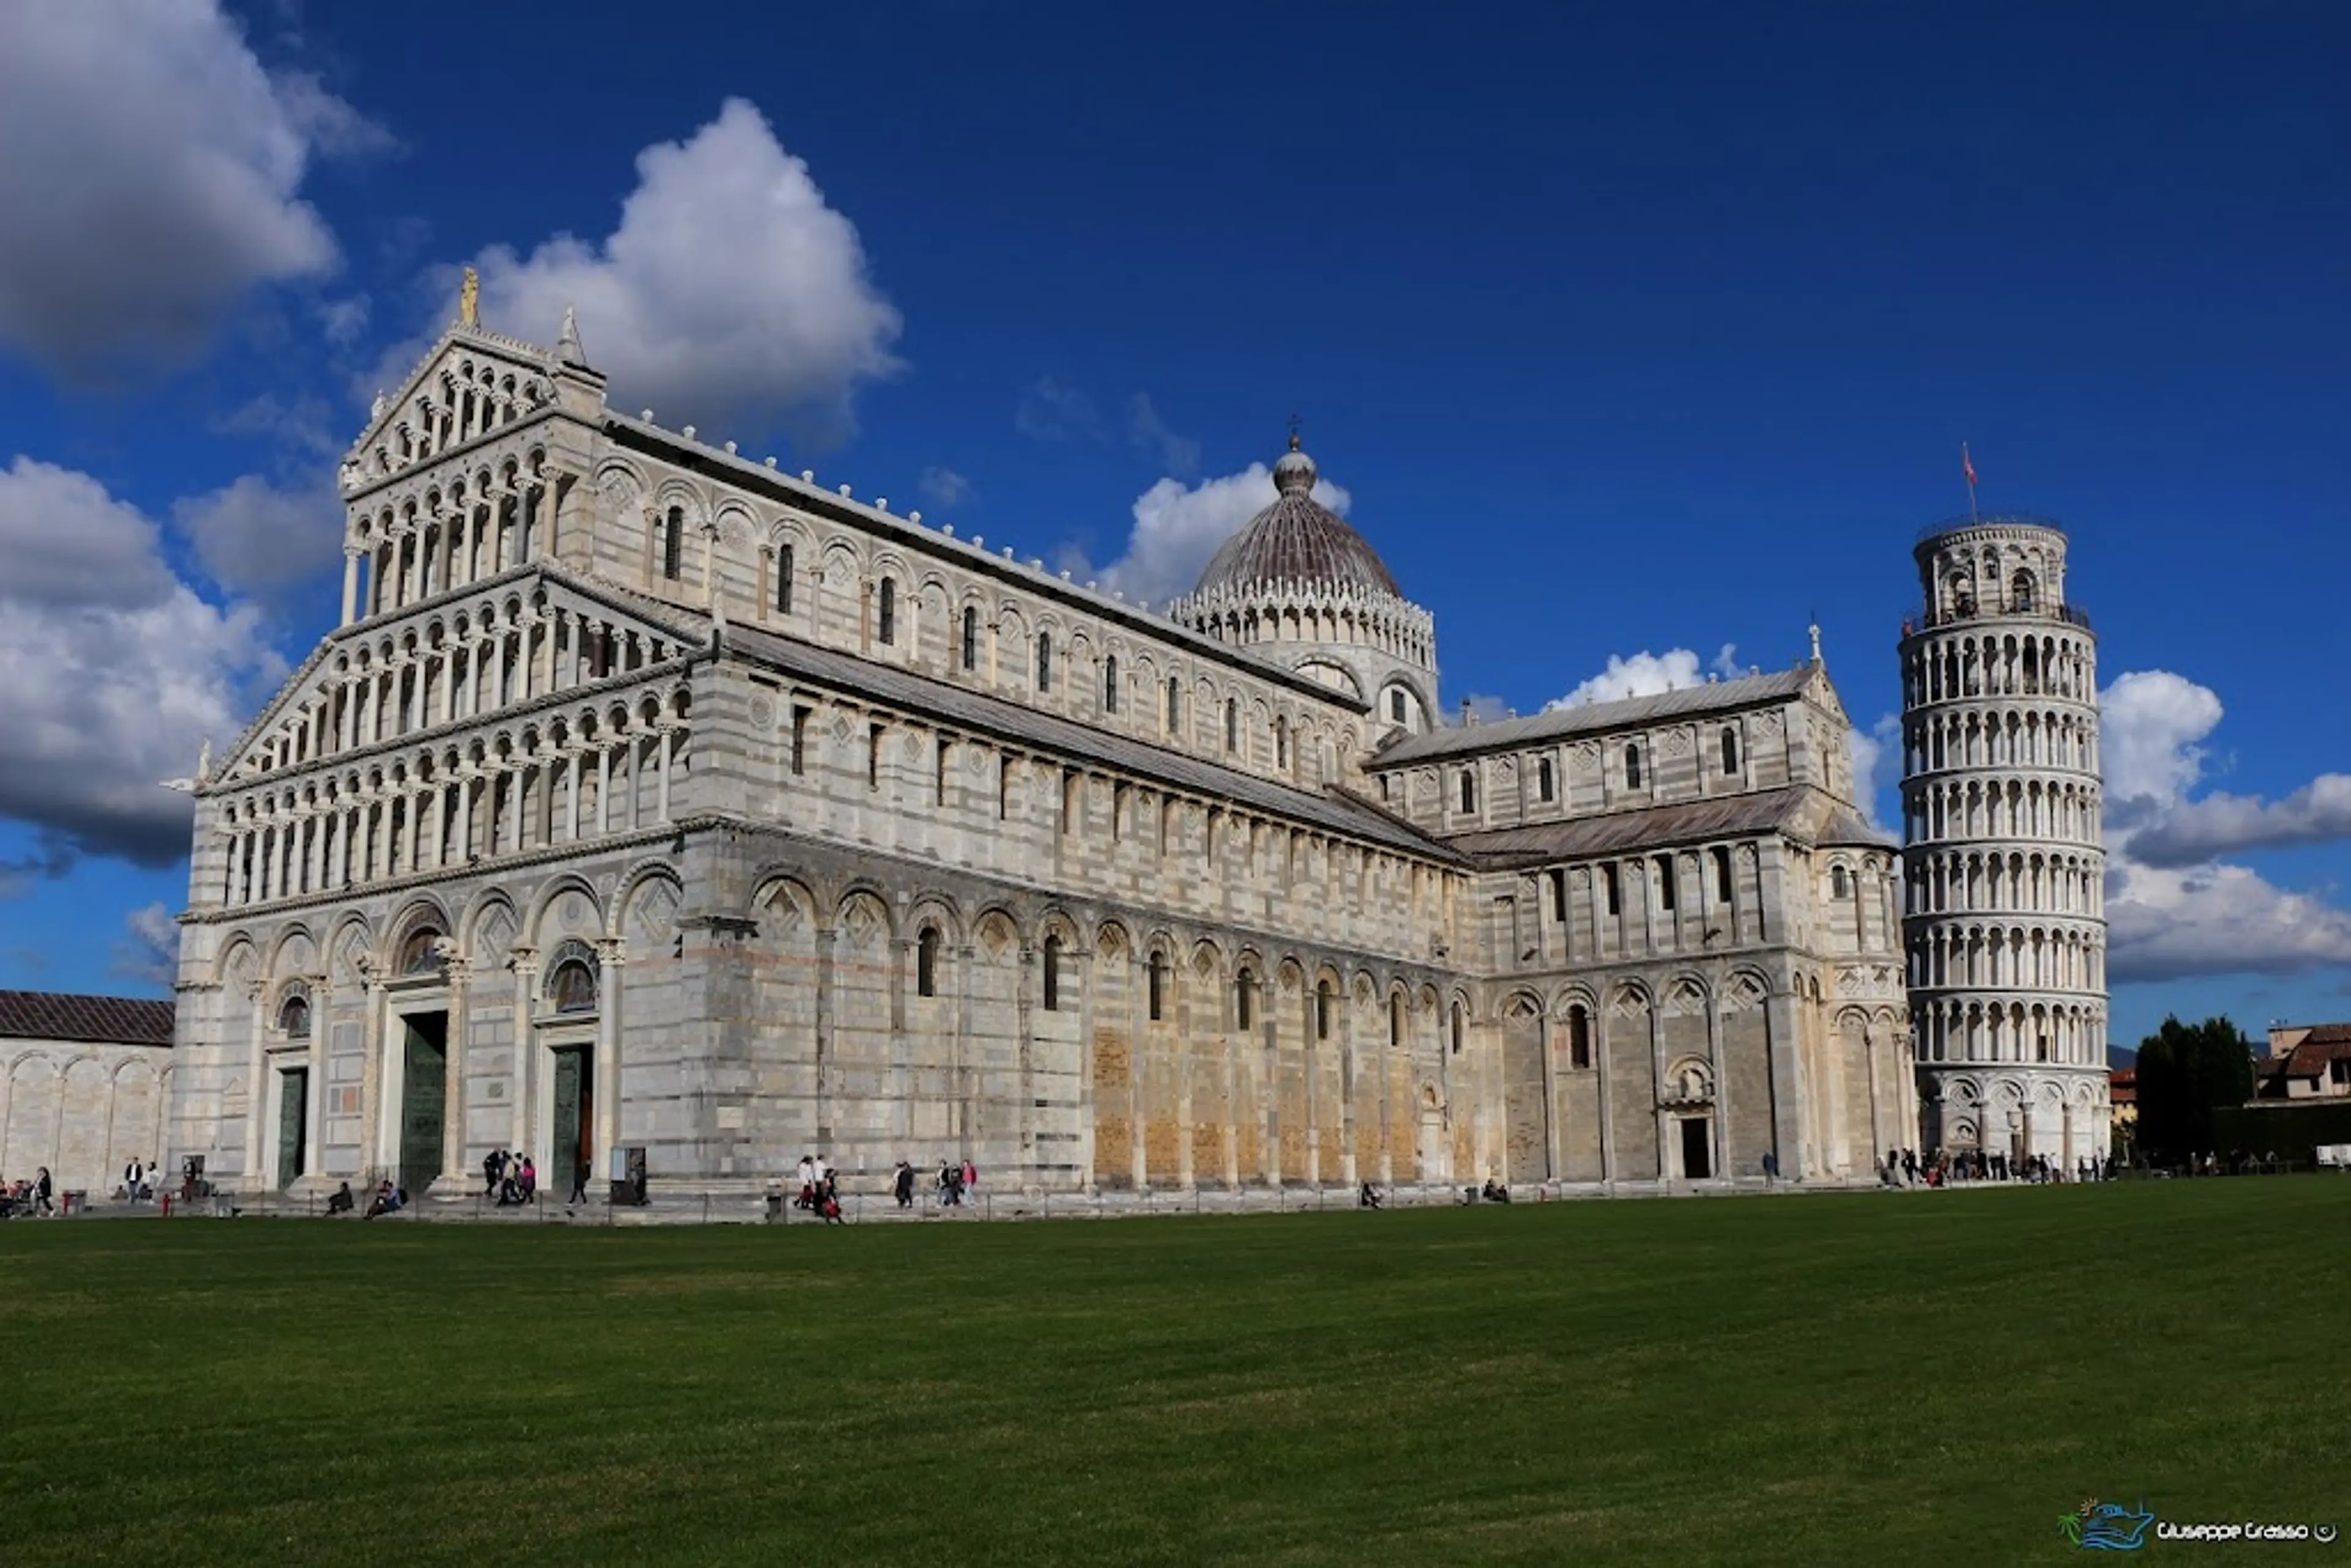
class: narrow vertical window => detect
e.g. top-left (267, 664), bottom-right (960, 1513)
top-left (997, 755), bottom-right (1011, 820)
top-left (1655, 853), bottom-right (1677, 910)
top-left (1275, 718), bottom-right (1289, 771)
top-left (1625, 743), bottom-right (1643, 789)
top-left (917, 927), bottom-right (940, 997)
top-left (1712, 846), bottom-right (1733, 903)
top-left (1569, 1004), bottom-right (1592, 1070)
top-left (1042, 934), bottom-right (1062, 1012)
top-left (1166, 677), bottom-right (1182, 735)
top-left (1549, 869), bottom-right (1568, 921)
top-left (1224, 698), bottom-right (1238, 752)
top-left (1390, 689), bottom-right (1407, 724)
top-left (877, 577), bottom-right (896, 645)
top-left (1061, 768), bottom-right (1079, 835)
top-left (1537, 757), bottom-right (1556, 803)
top-left (776, 544), bottom-right (794, 613)
top-left (662, 506), bottom-right (683, 580)
top-left (790, 705), bottom-right (809, 776)
top-left (1315, 980), bottom-right (1332, 1041)
top-left (1449, 1001), bottom-right (1464, 1055)
top-left (1147, 953), bottom-right (1166, 1022)
top-left (1389, 994), bottom-right (1403, 1049)
top-left (1459, 770), bottom-right (1476, 813)
top-left (1103, 654), bottom-right (1119, 713)
top-left (1832, 864), bottom-right (1852, 899)
top-left (961, 606), bottom-right (978, 670)
top-left (868, 722), bottom-right (884, 789)
top-left (935, 737), bottom-right (950, 804)
top-left (1037, 632), bottom-right (1053, 691)
top-left (1604, 863), bottom-right (1621, 915)
top-left (1236, 970), bottom-right (1255, 1030)
top-left (1720, 726), bottom-right (1739, 774)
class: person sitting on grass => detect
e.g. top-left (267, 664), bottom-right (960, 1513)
top-left (326, 1180), bottom-right (355, 1216)
top-left (1359, 1182), bottom-right (1383, 1210)
top-left (363, 1180), bottom-right (407, 1220)
top-left (1481, 1178), bottom-right (1510, 1204)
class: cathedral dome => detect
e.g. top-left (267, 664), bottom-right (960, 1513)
top-left (1191, 434), bottom-right (1402, 600)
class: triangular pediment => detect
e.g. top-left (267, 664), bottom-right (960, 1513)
top-left (207, 561), bottom-right (708, 794)
top-left (339, 323), bottom-right (571, 497)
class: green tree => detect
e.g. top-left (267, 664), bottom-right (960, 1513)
top-left (2132, 1015), bottom-right (2256, 1163)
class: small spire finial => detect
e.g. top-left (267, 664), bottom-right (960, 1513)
top-left (458, 266), bottom-right (479, 328)
top-left (1808, 614), bottom-right (1823, 664)
top-left (1286, 412), bottom-right (1301, 452)
top-left (557, 304), bottom-right (586, 367)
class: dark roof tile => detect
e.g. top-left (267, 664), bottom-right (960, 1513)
top-left (0, 990), bottom-right (175, 1047)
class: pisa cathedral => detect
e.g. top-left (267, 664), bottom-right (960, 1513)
top-left (162, 299), bottom-right (1927, 1209)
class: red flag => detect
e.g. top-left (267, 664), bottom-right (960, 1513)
top-left (1962, 445), bottom-right (1979, 489)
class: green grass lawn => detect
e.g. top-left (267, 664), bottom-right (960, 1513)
top-left (3, 1179), bottom-right (2345, 1566)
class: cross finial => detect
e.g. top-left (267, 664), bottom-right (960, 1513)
top-left (1807, 612), bottom-right (1823, 664)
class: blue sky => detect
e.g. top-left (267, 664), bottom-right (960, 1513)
top-left (0, 1), bottom-right (2345, 1054)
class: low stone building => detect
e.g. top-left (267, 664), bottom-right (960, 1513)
top-left (1, 990), bottom-right (176, 1196)
top-left (162, 294), bottom-right (1907, 1207)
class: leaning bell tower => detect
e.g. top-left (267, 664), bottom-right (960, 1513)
top-left (1897, 516), bottom-right (2111, 1165)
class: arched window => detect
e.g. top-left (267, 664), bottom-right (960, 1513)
top-left (2011, 571), bottom-right (2036, 612)
top-left (1103, 655), bottom-right (1119, 713)
top-left (1042, 934), bottom-right (1062, 1011)
top-left (1147, 951), bottom-right (1166, 1022)
top-left (1275, 718), bottom-right (1289, 770)
top-left (1236, 969), bottom-right (1256, 1030)
top-left (1720, 727), bottom-right (1740, 774)
top-left (1459, 770), bottom-right (1477, 813)
top-left (278, 992), bottom-right (310, 1040)
top-left (1449, 1000), bottom-right (1464, 1055)
top-left (960, 606), bottom-right (978, 670)
top-left (662, 506), bottom-right (683, 580)
top-left (877, 577), bottom-right (896, 645)
top-left (1389, 993), bottom-right (1403, 1048)
top-left (398, 926), bottom-right (445, 975)
top-left (1224, 698), bottom-right (1239, 752)
top-left (1831, 865), bottom-right (1852, 899)
top-left (1036, 633), bottom-right (1053, 691)
top-left (1537, 757), bottom-right (1556, 803)
top-left (1568, 1003), bottom-right (1592, 1070)
top-left (550, 959), bottom-right (597, 1013)
top-left (775, 543), bottom-right (794, 613)
top-left (1166, 677), bottom-right (1182, 734)
top-left (1624, 744), bottom-right (1643, 789)
top-left (917, 926), bottom-right (940, 997)
top-left (1315, 979), bottom-right (1332, 1041)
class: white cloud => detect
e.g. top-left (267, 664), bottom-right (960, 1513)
top-left (1850, 713), bottom-right (1902, 826)
top-left (464, 99), bottom-right (900, 444)
top-left (1095, 463), bottom-right (1352, 608)
top-left (0, 458), bottom-right (280, 868)
top-left (2086, 668), bottom-right (2351, 981)
top-left (2105, 861), bottom-right (2351, 981)
top-left (1544, 645), bottom-right (1738, 709)
top-left (1015, 377), bottom-right (1102, 442)
top-left (2100, 669), bottom-right (2224, 809)
top-left (1126, 394), bottom-right (1201, 477)
top-left (918, 466), bottom-right (975, 509)
top-left (109, 902), bottom-right (179, 989)
top-left (2126, 774), bottom-right (2351, 868)
top-left (0, 1), bottom-right (376, 377)
top-left (171, 474), bottom-right (344, 596)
